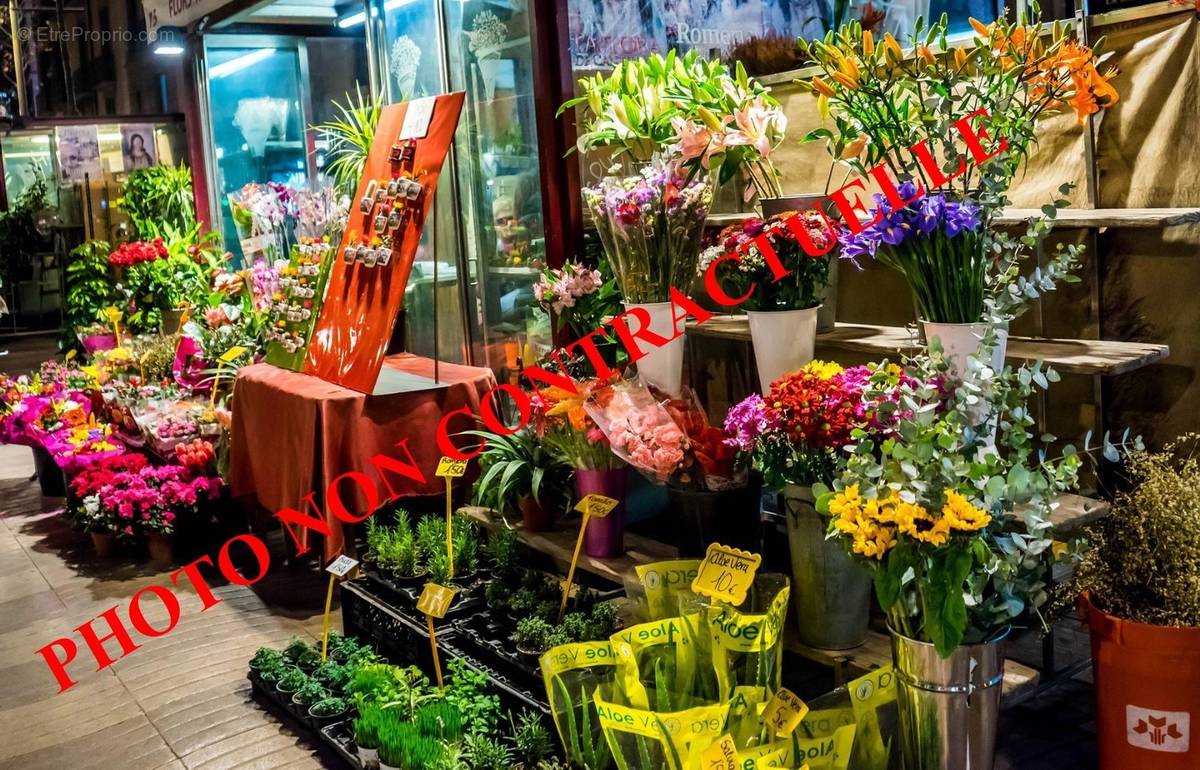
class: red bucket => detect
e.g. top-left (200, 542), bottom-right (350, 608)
top-left (1085, 593), bottom-right (1200, 768)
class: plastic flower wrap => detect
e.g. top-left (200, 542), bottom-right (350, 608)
top-left (582, 160), bottom-right (712, 303)
top-left (584, 379), bottom-right (687, 483)
top-left (43, 416), bottom-right (125, 473)
top-left (699, 210), bottom-right (841, 311)
top-left (532, 378), bottom-right (626, 472)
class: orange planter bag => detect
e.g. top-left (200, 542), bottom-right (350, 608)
top-left (1085, 594), bottom-right (1200, 768)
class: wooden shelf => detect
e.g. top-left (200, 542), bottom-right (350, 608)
top-left (687, 317), bottom-right (1170, 377)
top-left (462, 504), bottom-right (1070, 706)
top-left (785, 630), bottom-right (1041, 705)
top-left (706, 207), bottom-right (1200, 229)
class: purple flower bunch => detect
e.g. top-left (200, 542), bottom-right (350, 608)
top-left (839, 182), bottom-right (982, 268)
top-left (581, 160), bottom-right (713, 303)
top-left (722, 394), bottom-right (779, 453)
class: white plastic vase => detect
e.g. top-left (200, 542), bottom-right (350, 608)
top-left (747, 307), bottom-right (819, 394)
top-left (920, 321), bottom-right (1009, 380)
top-left (624, 301), bottom-right (685, 397)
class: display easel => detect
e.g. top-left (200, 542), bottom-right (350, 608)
top-left (302, 92), bottom-right (466, 395)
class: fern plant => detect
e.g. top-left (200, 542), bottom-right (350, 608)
top-left (313, 86), bottom-right (382, 197)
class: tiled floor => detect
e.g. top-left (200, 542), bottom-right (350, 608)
top-left (0, 444), bottom-right (336, 770)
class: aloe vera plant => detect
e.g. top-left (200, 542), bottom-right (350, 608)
top-left (552, 679), bottom-right (613, 770)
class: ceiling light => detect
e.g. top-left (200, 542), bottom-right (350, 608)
top-left (209, 48), bottom-right (277, 78)
top-left (151, 26), bottom-right (186, 56)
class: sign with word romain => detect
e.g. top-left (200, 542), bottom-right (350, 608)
top-left (435, 457), bottom-right (469, 478)
top-left (692, 543), bottom-right (761, 606)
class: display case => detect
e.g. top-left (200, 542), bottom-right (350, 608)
top-left (375, 0), bottom-right (555, 379)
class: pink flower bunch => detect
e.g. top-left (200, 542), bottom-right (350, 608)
top-left (249, 258), bottom-right (282, 311)
top-left (533, 263), bottom-right (603, 315)
top-left (585, 381), bottom-right (688, 483)
top-left (93, 463), bottom-right (222, 535)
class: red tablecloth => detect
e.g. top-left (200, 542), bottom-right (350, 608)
top-left (229, 354), bottom-right (497, 560)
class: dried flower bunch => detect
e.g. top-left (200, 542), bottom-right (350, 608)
top-left (1078, 435), bottom-right (1200, 627)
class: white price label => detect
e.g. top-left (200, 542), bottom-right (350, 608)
top-left (398, 96), bottom-right (436, 140)
top-left (325, 555), bottom-right (359, 577)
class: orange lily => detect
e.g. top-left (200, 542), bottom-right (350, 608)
top-left (811, 77), bottom-right (836, 97)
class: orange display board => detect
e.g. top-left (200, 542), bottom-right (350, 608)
top-left (304, 92), bottom-right (465, 393)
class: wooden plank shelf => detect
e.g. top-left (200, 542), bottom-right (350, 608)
top-left (785, 630), bottom-right (1042, 706)
top-left (706, 207), bottom-right (1200, 229)
top-left (687, 316), bottom-right (1170, 377)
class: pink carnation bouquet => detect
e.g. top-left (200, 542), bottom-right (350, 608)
top-left (584, 379), bottom-right (688, 483)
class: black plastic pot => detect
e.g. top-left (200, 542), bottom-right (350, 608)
top-left (666, 477), bottom-right (763, 557)
top-left (309, 704), bottom-right (350, 730)
top-left (32, 446), bottom-right (66, 497)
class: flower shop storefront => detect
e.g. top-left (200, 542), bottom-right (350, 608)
top-left (4, 0), bottom-right (1200, 769)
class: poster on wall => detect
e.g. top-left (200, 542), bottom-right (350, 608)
top-left (567, 0), bottom-right (822, 67)
top-left (302, 92), bottom-right (466, 394)
top-left (55, 125), bottom-right (102, 183)
top-left (120, 124), bottom-right (157, 171)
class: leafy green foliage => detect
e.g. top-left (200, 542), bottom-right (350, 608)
top-left (511, 710), bottom-right (554, 765)
top-left (462, 732), bottom-right (514, 770)
top-left (310, 695), bottom-right (348, 716)
top-left (552, 678), bottom-right (614, 770)
top-left (0, 174), bottom-right (49, 284)
top-left (117, 165), bottom-right (196, 239)
top-left (293, 679), bottom-right (329, 706)
top-left (312, 86), bottom-right (381, 198)
top-left (63, 240), bottom-right (115, 347)
top-left (441, 658), bottom-right (502, 735)
top-left (467, 428), bottom-right (573, 515)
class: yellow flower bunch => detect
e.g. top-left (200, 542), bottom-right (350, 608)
top-left (802, 359), bottom-right (843, 380)
top-left (830, 485), bottom-right (993, 557)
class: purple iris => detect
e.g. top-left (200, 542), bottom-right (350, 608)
top-left (838, 186), bottom-right (982, 262)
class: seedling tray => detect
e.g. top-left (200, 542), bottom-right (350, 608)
top-left (341, 579), bottom-right (459, 679)
top-left (360, 564), bottom-right (485, 621)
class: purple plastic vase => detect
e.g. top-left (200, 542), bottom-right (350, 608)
top-left (574, 467), bottom-right (628, 559)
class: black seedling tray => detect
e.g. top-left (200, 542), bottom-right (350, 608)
top-left (341, 579), bottom-right (460, 680)
top-left (361, 564), bottom-right (486, 621)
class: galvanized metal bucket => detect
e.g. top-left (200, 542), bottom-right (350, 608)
top-left (891, 628), bottom-right (1008, 770)
top-left (782, 484), bottom-right (871, 650)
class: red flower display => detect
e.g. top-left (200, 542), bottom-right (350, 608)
top-left (108, 238), bottom-right (168, 267)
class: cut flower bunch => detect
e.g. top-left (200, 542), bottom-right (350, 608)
top-left (818, 349), bottom-right (1140, 656)
top-left (699, 210), bottom-right (841, 312)
top-left (563, 50), bottom-right (788, 197)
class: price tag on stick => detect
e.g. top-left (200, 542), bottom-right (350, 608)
top-left (320, 555), bottom-right (359, 661)
top-left (691, 543), bottom-right (762, 606)
top-left (436, 456), bottom-right (467, 577)
top-left (418, 582), bottom-right (458, 686)
top-left (559, 494), bottom-right (619, 618)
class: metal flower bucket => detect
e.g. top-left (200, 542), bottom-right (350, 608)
top-left (782, 484), bottom-right (871, 650)
top-left (891, 628), bottom-right (1008, 770)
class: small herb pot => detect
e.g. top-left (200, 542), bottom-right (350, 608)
top-left (308, 703), bottom-right (350, 730)
top-left (391, 570), bottom-right (428, 589)
top-left (515, 643), bottom-right (543, 665)
top-left (357, 746), bottom-right (379, 769)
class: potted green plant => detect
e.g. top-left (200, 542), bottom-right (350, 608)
top-left (463, 733), bottom-right (514, 769)
top-left (249, 647), bottom-right (285, 674)
top-left (309, 695), bottom-right (351, 729)
top-left (256, 662), bottom-right (287, 686)
top-left (275, 667), bottom-right (309, 699)
top-left (820, 348), bottom-right (1136, 770)
top-left (416, 514), bottom-right (479, 583)
top-left (510, 710), bottom-right (555, 768)
top-left (469, 427), bottom-right (572, 532)
top-left (290, 676), bottom-right (328, 710)
top-left (515, 617), bottom-right (567, 662)
top-left (314, 660), bottom-right (350, 693)
top-left (1077, 436), bottom-right (1200, 769)
top-left (371, 515), bottom-right (426, 587)
top-left (353, 705), bottom-right (384, 768)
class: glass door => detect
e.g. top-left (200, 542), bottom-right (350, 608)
top-left (439, 0), bottom-right (550, 379)
top-left (202, 35), bottom-right (313, 260)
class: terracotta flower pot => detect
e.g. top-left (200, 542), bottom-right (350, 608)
top-left (519, 494), bottom-right (554, 532)
top-left (90, 531), bottom-right (116, 558)
top-left (147, 532), bottom-right (174, 567)
top-left (1084, 593), bottom-right (1200, 767)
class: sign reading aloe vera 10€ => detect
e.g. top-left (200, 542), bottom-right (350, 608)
top-left (691, 543), bottom-right (762, 607)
